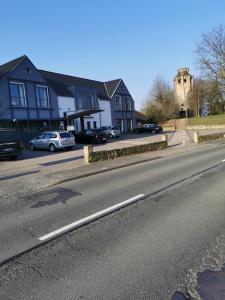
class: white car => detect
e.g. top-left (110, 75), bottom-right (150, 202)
top-left (97, 126), bottom-right (121, 138)
top-left (29, 131), bottom-right (76, 152)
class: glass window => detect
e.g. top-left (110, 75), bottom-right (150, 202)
top-left (126, 97), bottom-right (132, 111)
top-left (115, 119), bottom-right (123, 131)
top-left (87, 121), bottom-right (91, 129)
top-left (93, 121), bottom-right (97, 129)
top-left (60, 132), bottom-right (73, 138)
top-left (36, 85), bottom-right (49, 108)
top-left (10, 82), bottom-right (26, 107)
top-left (115, 95), bottom-right (122, 111)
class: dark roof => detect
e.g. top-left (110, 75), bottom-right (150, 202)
top-left (40, 70), bottom-right (110, 99)
top-left (135, 110), bottom-right (148, 121)
top-left (0, 55), bottom-right (124, 100)
top-left (0, 55), bottom-right (26, 80)
top-left (105, 79), bottom-right (121, 97)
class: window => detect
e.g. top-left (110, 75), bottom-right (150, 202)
top-left (60, 132), bottom-right (73, 138)
top-left (184, 78), bottom-right (187, 83)
top-left (115, 95), bottom-right (122, 111)
top-left (178, 79), bottom-right (181, 84)
top-left (126, 97), bottom-right (132, 111)
top-left (87, 121), bottom-right (91, 129)
top-left (10, 82), bottom-right (27, 107)
top-left (115, 119), bottom-right (123, 131)
top-left (36, 85), bottom-right (49, 108)
top-left (93, 121), bottom-right (97, 129)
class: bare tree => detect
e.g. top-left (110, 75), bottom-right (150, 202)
top-left (187, 78), bottom-right (206, 117)
top-left (142, 77), bottom-right (178, 123)
top-left (196, 25), bottom-right (225, 91)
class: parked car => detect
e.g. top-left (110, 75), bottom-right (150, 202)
top-left (29, 131), bottom-right (75, 152)
top-left (0, 129), bottom-right (22, 160)
top-left (75, 129), bottom-right (107, 144)
top-left (97, 126), bottom-right (121, 138)
top-left (135, 124), bottom-right (163, 134)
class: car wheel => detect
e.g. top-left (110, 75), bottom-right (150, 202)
top-left (152, 130), bottom-right (156, 134)
top-left (30, 143), bottom-right (35, 151)
top-left (109, 134), bottom-right (113, 139)
top-left (49, 144), bottom-right (56, 152)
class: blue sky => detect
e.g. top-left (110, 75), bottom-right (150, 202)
top-left (1, 0), bottom-right (225, 109)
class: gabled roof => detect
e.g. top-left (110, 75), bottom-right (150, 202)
top-left (40, 70), bottom-right (110, 99)
top-left (135, 110), bottom-right (148, 121)
top-left (105, 79), bottom-right (121, 97)
top-left (0, 55), bottom-right (26, 80)
top-left (0, 55), bottom-right (127, 100)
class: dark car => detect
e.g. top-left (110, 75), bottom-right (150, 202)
top-left (136, 124), bottom-right (163, 134)
top-left (0, 129), bottom-right (22, 160)
top-left (75, 129), bottom-right (107, 144)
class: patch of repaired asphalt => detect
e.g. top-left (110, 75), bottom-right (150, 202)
top-left (26, 187), bottom-right (82, 208)
top-left (171, 291), bottom-right (190, 300)
top-left (171, 234), bottom-right (225, 299)
top-left (196, 265), bottom-right (225, 300)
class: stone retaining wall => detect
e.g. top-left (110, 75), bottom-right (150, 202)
top-left (84, 138), bottom-right (168, 163)
top-left (194, 131), bottom-right (225, 143)
top-left (187, 125), bottom-right (225, 130)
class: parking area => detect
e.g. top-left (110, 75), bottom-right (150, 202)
top-left (0, 132), bottom-right (171, 177)
top-left (0, 129), bottom-right (224, 178)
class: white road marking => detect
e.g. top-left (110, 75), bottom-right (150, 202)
top-left (222, 159), bottom-right (225, 162)
top-left (39, 193), bottom-right (146, 241)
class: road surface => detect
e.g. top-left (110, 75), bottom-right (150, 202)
top-left (1, 141), bottom-right (225, 299)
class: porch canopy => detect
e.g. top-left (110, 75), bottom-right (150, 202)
top-left (66, 109), bottom-right (103, 120)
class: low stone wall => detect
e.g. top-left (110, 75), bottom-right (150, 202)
top-left (84, 136), bottom-right (168, 163)
top-left (194, 131), bottom-right (225, 143)
top-left (162, 126), bottom-right (176, 131)
top-left (187, 125), bottom-right (225, 130)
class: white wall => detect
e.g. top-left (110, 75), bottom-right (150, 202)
top-left (58, 96), bottom-right (75, 118)
top-left (99, 99), bottom-right (112, 127)
top-left (57, 97), bottom-right (112, 131)
top-left (83, 99), bottom-right (112, 130)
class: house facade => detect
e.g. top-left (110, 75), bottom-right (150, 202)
top-left (0, 55), bottom-right (135, 134)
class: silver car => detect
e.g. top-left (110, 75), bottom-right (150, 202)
top-left (29, 131), bottom-right (76, 152)
top-left (98, 126), bottom-right (121, 138)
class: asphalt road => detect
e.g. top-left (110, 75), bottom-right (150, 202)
top-left (1, 142), bottom-right (225, 299)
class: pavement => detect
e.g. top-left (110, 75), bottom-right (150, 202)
top-left (1, 138), bottom-right (225, 299)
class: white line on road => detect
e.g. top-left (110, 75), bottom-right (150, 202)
top-left (39, 193), bottom-right (146, 241)
top-left (222, 159), bottom-right (225, 162)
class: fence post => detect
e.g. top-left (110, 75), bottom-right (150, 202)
top-left (84, 145), bottom-right (93, 163)
top-left (193, 131), bottom-right (199, 143)
top-left (161, 134), bottom-right (168, 146)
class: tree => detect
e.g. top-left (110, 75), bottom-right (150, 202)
top-left (196, 25), bottom-right (225, 90)
top-left (187, 78), bottom-right (206, 117)
top-left (141, 77), bottom-right (178, 123)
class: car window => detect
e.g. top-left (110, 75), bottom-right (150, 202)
top-left (43, 133), bottom-right (52, 139)
top-left (59, 132), bottom-right (73, 138)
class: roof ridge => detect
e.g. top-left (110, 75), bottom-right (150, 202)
top-left (39, 69), bottom-right (105, 84)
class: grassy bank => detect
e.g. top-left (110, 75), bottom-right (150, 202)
top-left (188, 115), bottom-right (225, 126)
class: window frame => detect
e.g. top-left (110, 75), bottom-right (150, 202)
top-left (35, 85), bottom-right (50, 108)
top-left (126, 96), bottom-right (132, 111)
top-left (9, 81), bottom-right (27, 107)
top-left (115, 95), bottom-right (122, 111)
